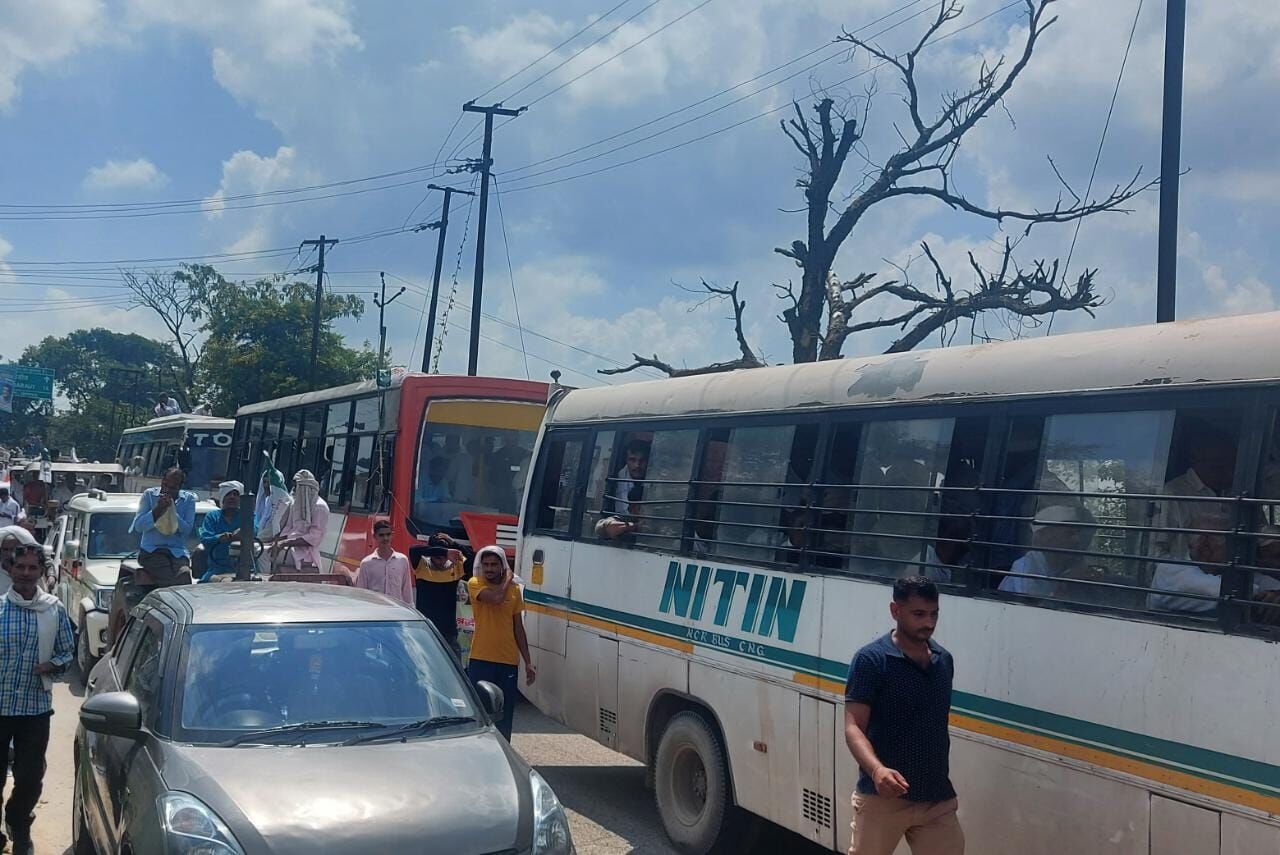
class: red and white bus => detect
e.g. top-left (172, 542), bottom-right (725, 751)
top-left (229, 373), bottom-right (549, 578)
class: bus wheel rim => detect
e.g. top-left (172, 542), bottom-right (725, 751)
top-left (671, 744), bottom-right (708, 826)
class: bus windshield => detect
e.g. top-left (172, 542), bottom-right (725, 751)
top-left (184, 445), bottom-right (231, 496)
top-left (413, 422), bottom-right (537, 531)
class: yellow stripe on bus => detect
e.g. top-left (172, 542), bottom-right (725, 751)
top-left (526, 601), bottom-right (694, 653)
top-left (426, 400), bottom-right (545, 432)
top-left (527, 598), bottom-right (1278, 816)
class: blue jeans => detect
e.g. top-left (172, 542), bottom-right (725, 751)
top-left (467, 659), bottom-right (518, 740)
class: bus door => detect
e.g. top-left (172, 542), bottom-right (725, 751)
top-left (522, 430), bottom-right (590, 661)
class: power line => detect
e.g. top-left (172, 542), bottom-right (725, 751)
top-left (526, 0), bottom-right (716, 107)
top-left (498, 1), bottom-right (1024, 194)
top-left (1060, 0), bottom-right (1145, 294)
top-left (491, 177), bottom-right (530, 379)
top-left (501, 0), bottom-right (927, 181)
top-left (501, 6), bottom-right (933, 188)
top-left (381, 272), bottom-right (665, 378)
top-left (472, 0), bottom-right (635, 103)
top-left (447, 0), bottom-right (668, 154)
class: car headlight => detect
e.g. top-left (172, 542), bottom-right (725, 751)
top-left (93, 587), bottom-right (114, 613)
top-left (530, 770), bottom-right (574, 855)
top-left (158, 792), bottom-right (246, 855)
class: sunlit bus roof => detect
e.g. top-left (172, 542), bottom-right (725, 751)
top-left (550, 311), bottom-right (1280, 424)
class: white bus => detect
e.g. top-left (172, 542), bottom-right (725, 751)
top-left (517, 311), bottom-right (1280, 855)
top-left (117, 414), bottom-right (235, 500)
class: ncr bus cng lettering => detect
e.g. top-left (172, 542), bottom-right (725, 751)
top-left (659, 562), bottom-right (806, 643)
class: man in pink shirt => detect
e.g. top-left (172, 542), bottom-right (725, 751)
top-left (350, 520), bottom-right (414, 606)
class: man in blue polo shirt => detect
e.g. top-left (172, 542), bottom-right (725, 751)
top-left (843, 576), bottom-right (963, 855)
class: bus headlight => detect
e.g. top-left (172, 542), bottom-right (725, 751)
top-left (158, 792), bottom-right (246, 855)
top-left (93, 587), bottom-right (114, 613)
top-left (530, 770), bottom-right (574, 855)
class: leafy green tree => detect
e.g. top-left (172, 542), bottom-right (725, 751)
top-left (8, 329), bottom-right (184, 460)
top-left (197, 277), bottom-right (374, 413)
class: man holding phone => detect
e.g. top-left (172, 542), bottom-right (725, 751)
top-left (110, 468), bottom-right (197, 641)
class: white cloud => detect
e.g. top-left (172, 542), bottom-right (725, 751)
top-left (1200, 265), bottom-right (1276, 318)
top-left (83, 157), bottom-right (169, 192)
top-left (123, 0), bottom-right (362, 115)
top-left (0, 0), bottom-right (104, 109)
top-left (202, 146), bottom-right (313, 252)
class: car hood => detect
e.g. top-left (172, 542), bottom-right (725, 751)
top-left (81, 559), bottom-right (125, 588)
top-left (158, 728), bottom-right (531, 854)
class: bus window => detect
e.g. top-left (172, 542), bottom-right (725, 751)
top-left (599, 429), bottom-right (697, 551)
top-left (299, 406), bottom-right (325, 477)
top-left (351, 435), bottom-right (375, 510)
top-left (353, 396), bottom-right (379, 432)
top-left (581, 431), bottom-right (617, 538)
top-left (996, 410), bottom-right (1175, 609)
top-left (1243, 410), bottom-right (1280, 631)
top-left (532, 436), bottom-right (583, 532)
top-left (324, 437), bottom-right (348, 505)
top-left (326, 401), bottom-right (352, 436)
top-left (843, 419), bottom-right (955, 579)
top-left (412, 423), bottom-right (537, 533)
top-left (278, 410), bottom-right (301, 478)
top-left (694, 424), bottom-right (817, 566)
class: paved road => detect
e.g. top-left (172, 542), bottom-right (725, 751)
top-left (20, 675), bottom-right (829, 854)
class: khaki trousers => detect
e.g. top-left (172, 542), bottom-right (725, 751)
top-left (848, 794), bottom-right (964, 855)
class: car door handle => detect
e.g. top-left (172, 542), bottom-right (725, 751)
top-left (87, 677), bottom-right (98, 689)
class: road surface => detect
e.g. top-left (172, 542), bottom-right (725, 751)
top-left (21, 674), bottom-right (830, 854)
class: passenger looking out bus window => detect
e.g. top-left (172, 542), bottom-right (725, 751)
top-left (998, 504), bottom-right (1097, 600)
top-left (595, 431), bottom-right (696, 549)
top-left (606, 440), bottom-right (649, 515)
top-left (1153, 421), bottom-right (1237, 560)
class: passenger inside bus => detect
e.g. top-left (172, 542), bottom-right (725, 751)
top-left (998, 504), bottom-right (1097, 599)
top-left (1153, 422), bottom-right (1237, 560)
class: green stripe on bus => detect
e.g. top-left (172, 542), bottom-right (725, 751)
top-left (526, 589), bottom-right (1280, 796)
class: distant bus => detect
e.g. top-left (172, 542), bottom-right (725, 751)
top-left (518, 311), bottom-right (1280, 854)
top-left (117, 414), bottom-right (235, 500)
top-left (229, 373), bottom-right (548, 579)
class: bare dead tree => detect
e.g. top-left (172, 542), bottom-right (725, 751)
top-left (121, 267), bottom-right (209, 401)
top-left (851, 237), bottom-right (1103, 353)
top-left (599, 280), bottom-right (764, 377)
top-left (771, 0), bottom-right (1154, 362)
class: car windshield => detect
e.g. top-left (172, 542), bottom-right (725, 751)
top-left (86, 511), bottom-right (207, 558)
top-left (176, 621), bottom-right (478, 742)
top-left (87, 513), bottom-right (136, 557)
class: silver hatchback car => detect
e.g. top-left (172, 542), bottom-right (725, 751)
top-left (73, 583), bottom-right (574, 854)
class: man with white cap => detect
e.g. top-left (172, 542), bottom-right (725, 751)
top-left (273, 470), bottom-right (330, 571)
top-left (999, 504), bottom-right (1097, 599)
top-left (198, 481), bottom-right (250, 580)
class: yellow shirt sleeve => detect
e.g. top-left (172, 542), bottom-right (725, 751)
top-left (467, 576), bottom-right (483, 601)
top-left (511, 584), bottom-right (525, 614)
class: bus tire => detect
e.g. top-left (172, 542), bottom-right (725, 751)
top-left (654, 711), bottom-right (733, 854)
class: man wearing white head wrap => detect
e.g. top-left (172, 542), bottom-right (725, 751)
top-left (466, 545), bottom-right (535, 740)
top-left (0, 525), bottom-right (39, 595)
top-left (275, 469), bottom-right (330, 571)
top-left (198, 481), bottom-right (250, 580)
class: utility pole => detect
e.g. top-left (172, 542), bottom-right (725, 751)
top-left (418, 184), bottom-right (476, 373)
top-left (1156, 0), bottom-right (1185, 323)
top-left (461, 101), bottom-right (524, 376)
top-left (373, 271), bottom-right (406, 380)
top-left (302, 235), bottom-right (339, 384)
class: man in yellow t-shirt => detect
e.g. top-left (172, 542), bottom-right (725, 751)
top-left (466, 545), bottom-right (536, 740)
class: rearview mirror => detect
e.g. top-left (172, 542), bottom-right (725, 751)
top-left (61, 539), bottom-right (80, 561)
top-left (80, 692), bottom-right (143, 740)
top-left (475, 680), bottom-right (505, 718)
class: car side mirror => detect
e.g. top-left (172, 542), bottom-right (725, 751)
top-left (61, 539), bottom-right (80, 560)
top-left (476, 680), bottom-right (505, 718)
top-left (80, 692), bottom-right (143, 740)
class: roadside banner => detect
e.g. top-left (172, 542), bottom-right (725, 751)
top-left (0, 367), bottom-right (13, 414)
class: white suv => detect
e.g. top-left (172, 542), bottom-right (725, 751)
top-left (51, 490), bottom-right (214, 674)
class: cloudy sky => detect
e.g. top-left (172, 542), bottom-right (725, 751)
top-left (1, 0), bottom-right (1277, 394)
